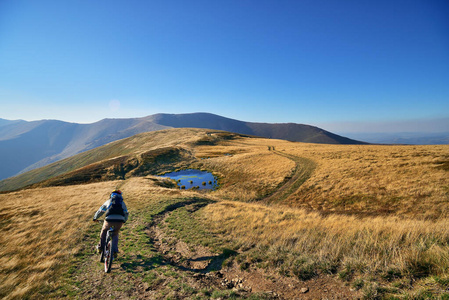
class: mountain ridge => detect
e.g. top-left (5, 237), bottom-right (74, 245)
top-left (0, 112), bottom-right (364, 181)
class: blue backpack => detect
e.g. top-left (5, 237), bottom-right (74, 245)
top-left (105, 193), bottom-right (125, 217)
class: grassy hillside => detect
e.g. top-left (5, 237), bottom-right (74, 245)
top-left (0, 128), bottom-right (219, 191)
top-left (1, 129), bottom-right (449, 299)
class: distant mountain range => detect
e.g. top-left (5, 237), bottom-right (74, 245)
top-left (337, 132), bottom-right (449, 145)
top-left (0, 112), bottom-right (364, 181)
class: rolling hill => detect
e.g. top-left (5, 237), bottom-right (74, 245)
top-left (0, 113), bottom-right (364, 181)
top-left (148, 113), bottom-right (363, 144)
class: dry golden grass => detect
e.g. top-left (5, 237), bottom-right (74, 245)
top-left (283, 143), bottom-right (449, 218)
top-left (196, 138), bottom-right (449, 218)
top-left (0, 181), bottom-right (117, 299)
top-left (192, 139), bottom-right (449, 296)
top-left (195, 143), bottom-right (295, 201)
top-left (0, 177), bottom-right (183, 299)
top-left (201, 200), bottom-right (449, 281)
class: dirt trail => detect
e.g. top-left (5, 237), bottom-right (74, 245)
top-left (145, 201), bottom-right (359, 299)
top-left (263, 151), bottom-right (316, 205)
top-left (149, 203), bottom-right (224, 273)
top-left (69, 199), bottom-right (359, 299)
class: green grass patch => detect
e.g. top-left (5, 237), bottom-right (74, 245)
top-left (164, 202), bottom-right (226, 252)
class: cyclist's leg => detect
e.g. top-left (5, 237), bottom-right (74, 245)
top-left (110, 222), bottom-right (123, 253)
top-left (99, 221), bottom-right (112, 249)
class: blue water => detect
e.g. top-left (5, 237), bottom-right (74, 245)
top-left (161, 169), bottom-right (218, 190)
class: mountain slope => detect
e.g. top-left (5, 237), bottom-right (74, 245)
top-left (0, 118), bottom-right (25, 128)
top-left (246, 122), bottom-right (359, 144)
top-left (148, 113), bottom-right (364, 144)
top-left (0, 113), bottom-right (363, 181)
top-left (147, 113), bottom-right (254, 134)
top-left (0, 118), bottom-right (169, 180)
top-left (0, 120), bottom-right (78, 181)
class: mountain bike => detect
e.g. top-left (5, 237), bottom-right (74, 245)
top-left (96, 221), bottom-right (116, 273)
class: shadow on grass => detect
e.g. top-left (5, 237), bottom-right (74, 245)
top-left (169, 248), bottom-right (238, 274)
top-left (146, 196), bottom-right (236, 274)
top-left (153, 197), bottom-right (215, 219)
top-left (204, 248), bottom-right (238, 272)
top-left (120, 253), bottom-right (168, 272)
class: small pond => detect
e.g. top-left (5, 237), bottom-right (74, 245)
top-left (161, 169), bottom-right (218, 190)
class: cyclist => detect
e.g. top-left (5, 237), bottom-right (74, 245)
top-left (93, 189), bottom-right (129, 257)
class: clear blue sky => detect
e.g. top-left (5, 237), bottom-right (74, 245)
top-left (1, 0), bottom-right (448, 132)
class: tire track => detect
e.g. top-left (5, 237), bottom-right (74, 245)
top-left (146, 199), bottom-right (221, 273)
top-left (264, 150), bottom-right (316, 204)
top-left (145, 199), bottom-right (258, 298)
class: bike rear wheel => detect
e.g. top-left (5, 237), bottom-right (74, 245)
top-left (99, 244), bottom-right (105, 262)
top-left (104, 240), bottom-right (113, 273)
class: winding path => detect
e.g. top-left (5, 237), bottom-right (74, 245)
top-left (263, 150), bottom-right (316, 204)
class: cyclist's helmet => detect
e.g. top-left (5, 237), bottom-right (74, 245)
top-left (112, 189), bottom-right (122, 194)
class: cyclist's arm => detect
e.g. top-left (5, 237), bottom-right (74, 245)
top-left (122, 202), bottom-right (129, 222)
top-left (93, 200), bottom-right (110, 220)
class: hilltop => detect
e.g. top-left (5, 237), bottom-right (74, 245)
top-left (0, 113), bottom-right (364, 181)
top-left (1, 128), bottom-right (448, 299)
